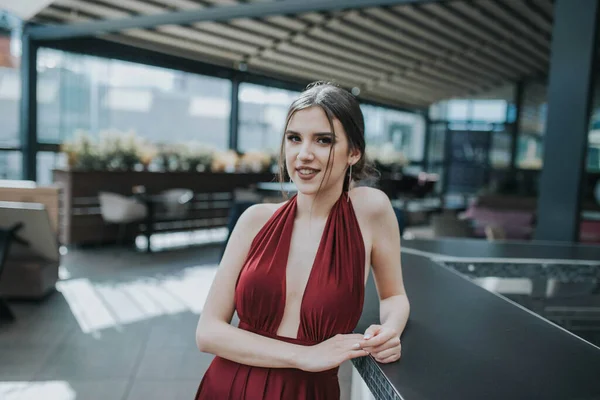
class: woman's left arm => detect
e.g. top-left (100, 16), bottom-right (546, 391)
top-left (358, 190), bottom-right (410, 363)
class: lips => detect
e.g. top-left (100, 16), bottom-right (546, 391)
top-left (295, 166), bottom-right (321, 179)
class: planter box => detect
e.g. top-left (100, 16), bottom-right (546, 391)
top-left (52, 169), bottom-right (275, 245)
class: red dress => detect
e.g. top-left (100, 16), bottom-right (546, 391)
top-left (195, 193), bottom-right (365, 399)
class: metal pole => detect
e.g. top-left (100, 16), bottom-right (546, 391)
top-left (534, 0), bottom-right (600, 242)
top-left (229, 76), bottom-right (240, 151)
top-left (19, 31), bottom-right (38, 181)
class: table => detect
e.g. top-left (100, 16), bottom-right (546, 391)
top-left (353, 238), bottom-right (600, 399)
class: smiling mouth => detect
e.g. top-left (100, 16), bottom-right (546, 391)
top-left (296, 168), bottom-right (320, 178)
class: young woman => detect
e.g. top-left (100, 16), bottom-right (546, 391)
top-left (194, 82), bottom-right (410, 399)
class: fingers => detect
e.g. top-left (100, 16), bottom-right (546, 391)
top-left (347, 333), bottom-right (367, 341)
top-left (363, 324), bottom-right (381, 340)
top-left (362, 336), bottom-right (401, 354)
top-left (375, 352), bottom-right (401, 364)
top-left (359, 330), bottom-right (396, 349)
top-left (347, 349), bottom-right (370, 360)
top-left (371, 347), bottom-right (400, 361)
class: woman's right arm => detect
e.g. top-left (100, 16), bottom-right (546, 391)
top-left (195, 204), bottom-right (368, 371)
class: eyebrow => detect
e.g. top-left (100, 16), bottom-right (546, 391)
top-left (285, 130), bottom-right (335, 137)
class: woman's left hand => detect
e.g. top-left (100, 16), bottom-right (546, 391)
top-left (358, 324), bottom-right (402, 364)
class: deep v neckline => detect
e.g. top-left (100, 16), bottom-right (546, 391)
top-left (278, 194), bottom-right (340, 339)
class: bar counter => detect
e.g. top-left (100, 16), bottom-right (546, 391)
top-left (352, 238), bottom-right (600, 400)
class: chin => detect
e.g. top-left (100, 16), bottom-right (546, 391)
top-left (294, 180), bottom-right (320, 195)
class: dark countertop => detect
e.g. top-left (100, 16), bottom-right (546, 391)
top-left (401, 238), bottom-right (600, 263)
top-left (355, 239), bottom-right (600, 400)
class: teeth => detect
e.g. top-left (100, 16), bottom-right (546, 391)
top-left (299, 169), bottom-right (317, 175)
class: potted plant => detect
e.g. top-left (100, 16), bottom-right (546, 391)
top-left (181, 142), bottom-right (214, 172)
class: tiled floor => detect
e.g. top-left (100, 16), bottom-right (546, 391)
top-left (0, 243), bottom-right (355, 400)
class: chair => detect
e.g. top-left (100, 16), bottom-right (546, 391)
top-left (0, 201), bottom-right (60, 308)
top-left (0, 224), bottom-right (18, 321)
top-left (159, 189), bottom-right (194, 219)
top-left (98, 192), bottom-right (147, 245)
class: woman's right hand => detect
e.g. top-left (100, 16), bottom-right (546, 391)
top-left (298, 334), bottom-right (370, 372)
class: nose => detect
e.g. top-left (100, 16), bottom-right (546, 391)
top-left (297, 142), bottom-right (315, 162)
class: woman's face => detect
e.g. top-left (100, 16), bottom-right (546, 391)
top-left (285, 106), bottom-right (358, 196)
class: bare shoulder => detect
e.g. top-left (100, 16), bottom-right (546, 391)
top-left (349, 186), bottom-right (393, 219)
top-left (236, 201), bottom-right (286, 237)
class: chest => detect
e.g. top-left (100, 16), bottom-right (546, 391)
top-left (284, 214), bottom-right (372, 300)
top-left (284, 221), bottom-right (326, 301)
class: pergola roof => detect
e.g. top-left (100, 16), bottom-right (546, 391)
top-left (25, 0), bottom-right (554, 109)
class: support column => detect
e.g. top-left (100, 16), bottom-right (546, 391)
top-left (535, 0), bottom-right (600, 242)
top-left (19, 31), bottom-right (38, 181)
top-left (229, 76), bottom-right (240, 151)
top-left (422, 114), bottom-right (431, 170)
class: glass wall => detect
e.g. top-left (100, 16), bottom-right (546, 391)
top-left (238, 83), bottom-right (299, 154)
top-left (5, 41), bottom-right (429, 184)
top-left (428, 86), bottom-right (516, 194)
top-left (238, 85), bottom-right (426, 167)
top-left (0, 151), bottom-right (21, 179)
top-left (516, 81), bottom-right (546, 170)
top-left (0, 32), bottom-right (21, 155)
top-left (32, 48), bottom-right (232, 183)
top-left (361, 104), bottom-right (426, 163)
top-left (37, 49), bottom-right (231, 148)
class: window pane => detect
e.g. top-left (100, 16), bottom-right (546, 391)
top-left (0, 151), bottom-right (22, 179)
top-left (37, 151), bottom-right (67, 185)
top-left (490, 132), bottom-right (512, 169)
top-left (238, 83), bottom-right (299, 154)
top-left (37, 48), bottom-right (231, 149)
top-left (446, 100), bottom-right (470, 121)
top-left (427, 123), bottom-right (446, 164)
top-left (471, 100), bottom-right (507, 122)
top-left (361, 104), bottom-right (425, 162)
top-left (0, 34), bottom-right (20, 148)
top-left (517, 82), bottom-right (546, 169)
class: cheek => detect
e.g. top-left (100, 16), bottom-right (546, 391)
top-left (322, 150), bottom-right (347, 179)
top-left (284, 148), bottom-right (295, 169)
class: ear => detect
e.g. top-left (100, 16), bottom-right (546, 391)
top-left (349, 147), bottom-right (361, 166)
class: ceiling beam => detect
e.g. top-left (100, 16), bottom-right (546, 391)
top-left (27, 0), bottom-right (446, 40)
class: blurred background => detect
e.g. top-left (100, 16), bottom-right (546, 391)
top-left (1, 1), bottom-right (600, 399)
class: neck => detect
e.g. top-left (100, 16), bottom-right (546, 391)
top-left (295, 184), bottom-right (344, 220)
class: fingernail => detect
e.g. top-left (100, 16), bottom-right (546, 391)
top-left (352, 343), bottom-right (360, 350)
top-left (364, 334), bottom-right (371, 340)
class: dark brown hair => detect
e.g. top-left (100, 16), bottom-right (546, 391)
top-left (278, 81), bottom-right (377, 196)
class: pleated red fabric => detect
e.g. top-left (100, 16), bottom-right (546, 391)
top-left (195, 193), bottom-right (365, 400)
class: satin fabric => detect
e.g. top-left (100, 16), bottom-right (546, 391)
top-left (195, 193), bottom-right (365, 399)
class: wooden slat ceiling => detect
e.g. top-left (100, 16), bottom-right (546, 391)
top-left (31, 0), bottom-right (554, 110)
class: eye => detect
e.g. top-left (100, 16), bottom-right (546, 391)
top-left (286, 134), bottom-right (301, 143)
top-left (317, 136), bottom-right (333, 145)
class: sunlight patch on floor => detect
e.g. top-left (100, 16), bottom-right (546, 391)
top-left (56, 265), bottom-right (219, 335)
